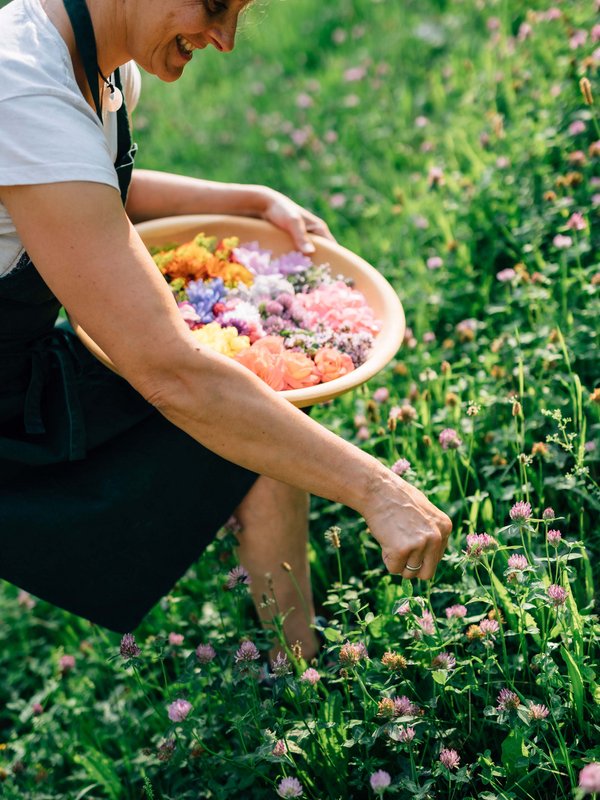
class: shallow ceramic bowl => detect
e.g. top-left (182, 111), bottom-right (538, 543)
top-left (71, 215), bottom-right (405, 407)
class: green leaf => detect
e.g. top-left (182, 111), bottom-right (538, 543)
top-left (501, 730), bottom-right (529, 773)
top-left (72, 750), bottom-right (122, 800)
top-left (323, 627), bottom-right (342, 642)
top-left (401, 578), bottom-right (413, 598)
top-left (432, 669), bottom-right (448, 685)
top-left (561, 646), bottom-right (585, 731)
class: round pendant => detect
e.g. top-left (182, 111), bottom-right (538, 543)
top-left (103, 83), bottom-right (123, 113)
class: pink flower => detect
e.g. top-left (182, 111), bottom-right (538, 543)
top-left (393, 696), bottom-right (420, 717)
top-left (329, 192), bottom-right (347, 209)
top-left (168, 633), bottom-right (184, 646)
top-left (547, 529), bottom-right (562, 546)
top-left (277, 777), bottom-right (304, 798)
top-left (569, 29), bottom-right (588, 49)
top-left (529, 703), bottom-right (549, 720)
top-left (415, 115), bottom-right (429, 128)
top-left (439, 748), bottom-right (460, 769)
top-left (431, 652), bottom-right (456, 670)
top-left (301, 667), bottom-right (321, 685)
top-left (167, 698), bottom-right (192, 722)
top-left (428, 166), bottom-right (445, 187)
top-left (369, 770), bottom-right (391, 793)
top-left (314, 347), bottom-right (355, 383)
top-left (497, 268), bottom-right (516, 282)
top-left (373, 387), bottom-right (390, 403)
top-left (465, 533), bottom-right (498, 558)
top-left (272, 739), bottom-right (287, 757)
top-left (195, 643), bottom-right (216, 664)
top-left (427, 255), bottom-right (444, 269)
top-left (59, 655), bottom-right (75, 673)
top-left (497, 688), bottom-right (520, 711)
top-left (271, 652), bottom-right (292, 677)
top-left (439, 428), bottom-right (462, 450)
top-left (226, 565), bottom-right (251, 589)
top-left (296, 92), bottom-right (313, 109)
top-left (480, 618), bottom-right (500, 635)
top-left (357, 425), bottom-right (370, 441)
top-left (339, 640), bottom-right (368, 666)
top-left (416, 610), bottom-right (436, 636)
top-left (579, 763), bottom-right (600, 794)
top-left (236, 338), bottom-right (286, 391)
top-left (568, 120), bottom-right (586, 136)
top-left (344, 66), bottom-right (367, 82)
top-left (542, 507), bottom-right (555, 520)
top-left (395, 601), bottom-right (411, 616)
top-left (391, 458), bottom-right (411, 477)
top-left (553, 234), bottom-right (573, 249)
top-left (445, 604), bottom-right (467, 619)
top-left (281, 350), bottom-right (320, 390)
top-left (235, 640), bottom-right (260, 663)
top-left (120, 633), bottom-right (141, 659)
top-left (508, 554), bottom-right (528, 570)
top-left (517, 22), bottom-right (532, 41)
top-left (17, 590), bottom-right (36, 609)
top-left (509, 501), bottom-right (532, 522)
top-left (566, 212), bottom-right (586, 231)
top-left (547, 584), bottom-right (568, 607)
top-left (396, 725), bottom-right (416, 743)
top-left (32, 703), bottom-right (44, 716)
top-left (294, 281), bottom-right (381, 336)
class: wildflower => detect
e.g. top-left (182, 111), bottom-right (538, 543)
top-left (271, 652), bottom-right (292, 677)
top-left (301, 668), bottom-right (321, 686)
top-left (32, 703), bottom-right (43, 715)
top-left (496, 268), bottom-right (516, 282)
top-left (508, 554), bottom-right (528, 570)
top-left (439, 748), bottom-right (460, 769)
top-left (509, 501), bottom-right (532, 523)
top-left (547, 529), bottom-right (562, 546)
top-left (235, 640), bottom-right (260, 663)
top-left (59, 655), bottom-right (75, 673)
top-left (168, 633), bottom-right (184, 646)
top-left (370, 770), bottom-right (391, 793)
top-left (195, 643), bottom-right (216, 664)
top-left (570, 29), bottom-right (588, 49)
top-left (416, 611), bottom-right (436, 636)
top-left (445, 604), bottom-right (468, 619)
top-left (339, 641), bottom-right (368, 666)
top-left (381, 651), bottom-right (408, 671)
top-left (466, 624), bottom-right (483, 640)
top-left (465, 533), bottom-right (498, 558)
top-left (528, 703), bottom-right (549, 720)
top-left (226, 565), bottom-right (251, 589)
top-left (272, 739), bottom-right (287, 757)
top-left (439, 428), bottom-right (462, 450)
top-left (373, 387), bottom-right (390, 403)
top-left (467, 402), bottom-right (480, 416)
top-left (391, 458), bottom-right (411, 477)
top-left (344, 66), bottom-right (367, 82)
top-left (480, 618), bottom-right (500, 635)
top-left (579, 763), bottom-right (600, 794)
top-left (389, 403), bottom-right (417, 423)
top-left (396, 725), bottom-right (416, 743)
top-left (497, 688), bottom-right (520, 711)
top-left (277, 776), bottom-right (304, 797)
top-left (167, 699), bottom-right (192, 722)
top-left (357, 426), bottom-right (370, 441)
top-left (431, 652), bottom-right (456, 670)
top-left (569, 120), bottom-right (586, 135)
top-left (566, 212), bottom-right (586, 231)
top-left (157, 739), bottom-right (176, 762)
top-left (542, 507), bottom-right (555, 520)
top-left (547, 584), bottom-right (568, 607)
top-left (17, 589), bottom-right (36, 609)
top-left (395, 601), bottom-right (411, 616)
top-left (553, 234), bottom-right (572, 249)
top-left (456, 318), bottom-right (476, 342)
top-left (393, 696), bottom-right (420, 717)
top-left (532, 442), bottom-right (548, 456)
top-left (324, 525), bottom-right (342, 548)
top-left (428, 166), bottom-right (445, 187)
top-left (427, 255), bottom-right (444, 269)
top-left (377, 698), bottom-right (396, 718)
top-left (119, 633), bottom-right (141, 659)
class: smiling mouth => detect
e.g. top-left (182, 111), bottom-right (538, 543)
top-left (176, 34), bottom-right (202, 60)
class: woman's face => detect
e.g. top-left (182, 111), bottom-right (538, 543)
top-left (125, 0), bottom-right (252, 81)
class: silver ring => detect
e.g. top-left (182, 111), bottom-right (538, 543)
top-left (405, 561), bottom-right (423, 572)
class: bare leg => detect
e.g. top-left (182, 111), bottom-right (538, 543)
top-left (233, 475), bottom-right (319, 662)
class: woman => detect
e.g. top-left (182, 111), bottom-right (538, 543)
top-left (0, 0), bottom-right (451, 660)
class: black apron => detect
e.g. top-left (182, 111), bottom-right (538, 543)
top-left (0, 0), bottom-right (258, 633)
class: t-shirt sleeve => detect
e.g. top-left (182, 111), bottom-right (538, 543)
top-left (0, 91), bottom-right (120, 190)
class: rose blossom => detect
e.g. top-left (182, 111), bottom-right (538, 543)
top-left (314, 347), bottom-right (355, 383)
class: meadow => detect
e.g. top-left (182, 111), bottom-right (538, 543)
top-left (0, 0), bottom-right (599, 797)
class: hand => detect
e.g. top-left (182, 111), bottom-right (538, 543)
top-left (362, 471), bottom-right (452, 580)
top-left (258, 188), bottom-right (335, 254)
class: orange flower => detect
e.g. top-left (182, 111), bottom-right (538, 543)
top-left (157, 242), bottom-right (214, 282)
top-left (236, 338), bottom-right (286, 391)
top-left (314, 347), bottom-right (355, 383)
top-left (282, 351), bottom-right (321, 390)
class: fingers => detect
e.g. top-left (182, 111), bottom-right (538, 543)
top-left (382, 523), bottom-right (446, 581)
top-left (286, 214), bottom-right (316, 255)
top-left (304, 216), bottom-right (335, 242)
top-left (401, 549), bottom-right (427, 580)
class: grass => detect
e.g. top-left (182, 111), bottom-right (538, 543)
top-left (0, 0), bottom-right (599, 797)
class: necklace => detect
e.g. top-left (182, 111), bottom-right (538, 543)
top-left (97, 65), bottom-right (123, 112)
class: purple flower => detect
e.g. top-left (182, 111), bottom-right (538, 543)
top-left (119, 633), bottom-right (141, 660)
top-left (59, 655), bottom-right (75, 673)
top-left (301, 668), bottom-right (321, 685)
top-left (233, 242), bottom-right (273, 274)
top-left (497, 688), bottom-right (520, 711)
top-left (509, 501), bottom-right (532, 523)
top-left (496, 268), bottom-right (516, 282)
top-left (271, 652), bottom-right (292, 677)
top-left (507, 554), bottom-right (528, 570)
top-left (568, 120), bottom-right (586, 136)
top-left (480, 618), bottom-right (500, 635)
top-left (167, 698), bottom-right (192, 722)
top-left (168, 632), bottom-right (184, 646)
top-left (439, 428), bottom-right (462, 450)
top-left (547, 529), bottom-right (562, 546)
top-left (579, 763), bottom-right (600, 794)
top-left (226, 565), bottom-right (251, 589)
top-left (439, 748), bottom-right (460, 769)
top-left (393, 695), bottom-right (420, 717)
top-left (186, 277), bottom-right (226, 323)
top-left (195, 643), bottom-right (216, 664)
top-left (427, 255), bottom-right (444, 270)
top-left (431, 652), bottom-right (456, 670)
top-left (235, 640), bottom-right (260, 663)
top-left (271, 251), bottom-right (313, 275)
top-left (157, 738), bottom-right (176, 762)
top-left (542, 507), bottom-right (555, 520)
top-left (465, 533), bottom-right (498, 558)
top-left (547, 584), bottom-right (568, 607)
top-left (339, 641), bottom-right (368, 666)
top-left (277, 776), bottom-right (304, 798)
top-left (445, 604), bottom-right (468, 619)
top-left (369, 770), bottom-right (391, 793)
top-left (391, 458), bottom-right (411, 476)
top-left (32, 703), bottom-right (43, 716)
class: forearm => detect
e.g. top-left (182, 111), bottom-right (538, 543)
top-left (125, 169), bottom-right (272, 223)
top-left (144, 346), bottom-right (387, 515)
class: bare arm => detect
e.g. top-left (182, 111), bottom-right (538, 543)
top-left (0, 181), bottom-right (451, 578)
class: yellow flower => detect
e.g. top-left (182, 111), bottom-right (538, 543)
top-left (192, 323), bottom-right (250, 358)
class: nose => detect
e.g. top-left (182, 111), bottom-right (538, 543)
top-left (208, 19), bottom-right (237, 52)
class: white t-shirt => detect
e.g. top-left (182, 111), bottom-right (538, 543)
top-left (0, 0), bottom-right (141, 277)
